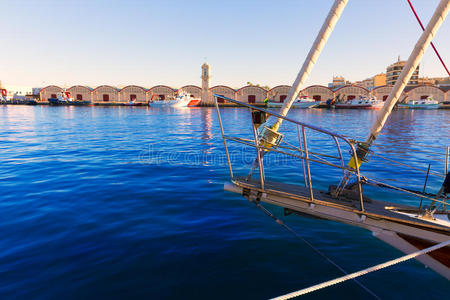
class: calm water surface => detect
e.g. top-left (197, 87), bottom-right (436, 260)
top-left (0, 105), bottom-right (449, 299)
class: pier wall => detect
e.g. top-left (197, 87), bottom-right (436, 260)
top-left (39, 84), bottom-right (449, 105)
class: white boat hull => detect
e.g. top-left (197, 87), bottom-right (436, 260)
top-left (225, 180), bottom-right (450, 279)
top-left (149, 99), bottom-right (191, 107)
top-left (398, 104), bottom-right (440, 109)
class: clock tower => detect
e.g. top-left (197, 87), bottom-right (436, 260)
top-left (201, 62), bottom-right (210, 105)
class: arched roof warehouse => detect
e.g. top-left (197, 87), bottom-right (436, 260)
top-left (119, 85), bottom-right (146, 103)
top-left (147, 85), bottom-right (176, 101)
top-left (180, 85), bottom-right (201, 98)
top-left (268, 85), bottom-right (291, 102)
top-left (442, 86), bottom-right (450, 101)
top-left (40, 85), bottom-right (63, 101)
top-left (92, 85), bottom-right (119, 103)
top-left (334, 85), bottom-right (369, 100)
top-left (371, 85), bottom-right (393, 101)
top-left (405, 85), bottom-right (445, 102)
top-left (209, 85), bottom-right (236, 103)
top-left (236, 85), bottom-right (268, 103)
top-left (301, 85), bottom-right (334, 101)
top-left (67, 85), bottom-right (92, 101)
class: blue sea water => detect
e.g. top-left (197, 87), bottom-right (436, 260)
top-left (0, 105), bottom-right (449, 299)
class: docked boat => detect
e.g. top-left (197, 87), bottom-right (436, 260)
top-left (48, 90), bottom-right (73, 105)
top-left (124, 100), bottom-right (143, 106)
top-left (440, 101), bottom-right (450, 109)
top-left (213, 0), bottom-right (450, 291)
top-left (334, 95), bottom-right (383, 109)
top-left (267, 96), bottom-right (318, 108)
top-left (398, 96), bottom-right (440, 109)
top-left (149, 90), bottom-right (199, 107)
top-left (48, 90), bottom-right (90, 105)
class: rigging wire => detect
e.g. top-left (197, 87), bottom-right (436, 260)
top-left (407, 0), bottom-right (450, 76)
top-left (271, 239), bottom-right (450, 300)
top-left (251, 200), bottom-right (381, 300)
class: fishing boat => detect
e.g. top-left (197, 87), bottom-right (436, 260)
top-left (267, 95), bottom-right (318, 108)
top-left (334, 95), bottom-right (383, 109)
top-left (398, 96), bottom-right (440, 109)
top-left (149, 89), bottom-right (199, 107)
top-left (124, 100), bottom-right (143, 106)
top-left (213, 0), bottom-right (450, 293)
top-left (48, 90), bottom-right (73, 105)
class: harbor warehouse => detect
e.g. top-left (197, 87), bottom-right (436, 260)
top-left (302, 85), bottom-right (334, 101)
top-left (119, 85), bottom-right (146, 103)
top-left (372, 85), bottom-right (393, 101)
top-left (67, 85), bottom-right (92, 101)
top-left (406, 85), bottom-right (445, 102)
top-left (180, 85), bottom-right (201, 98)
top-left (335, 85), bottom-right (369, 100)
top-left (147, 85), bottom-right (176, 101)
top-left (236, 85), bottom-right (267, 103)
top-left (40, 85), bottom-right (63, 101)
top-left (92, 85), bottom-right (119, 103)
top-left (209, 85), bottom-right (236, 103)
top-left (268, 85), bottom-right (291, 102)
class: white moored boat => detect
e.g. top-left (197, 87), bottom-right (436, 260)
top-left (398, 96), bottom-right (440, 109)
top-left (267, 96), bottom-right (318, 108)
top-left (149, 90), bottom-right (199, 108)
top-left (334, 95), bottom-right (383, 109)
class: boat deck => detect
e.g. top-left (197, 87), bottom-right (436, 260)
top-left (233, 177), bottom-right (450, 232)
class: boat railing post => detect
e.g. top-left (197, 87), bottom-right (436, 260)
top-left (445, 146), bottom-right (449, 175)
top-left (214, 96), bottom-right (234, 179)
top-left (350, 143), bottom-right (364, 212)
top-left (251, 120), bottom-right (265, 190)
top-left (297, 125), bottom-right (308, 187)
top-left (301, 125), bottom-right (314, 201)
top-left (332, 136), bottom-right (345, 177)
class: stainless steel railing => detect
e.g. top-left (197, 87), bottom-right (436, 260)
top-left (213, 94), bottom-right (366, 211)
top-left (213, 94), bottom-right (449, 215)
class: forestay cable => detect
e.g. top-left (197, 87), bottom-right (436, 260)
top-left (271, 239), bottom-right (450, 300)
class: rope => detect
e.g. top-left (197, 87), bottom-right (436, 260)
top-left (407, 0), bottom-right (450, 76)
top-left (251, 201), bottom-right (380, 299)
top-left (271, 239), bottom-right (450, 300)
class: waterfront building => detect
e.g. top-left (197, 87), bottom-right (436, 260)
top-left (201, 62), bottom-right (211, 105)
top-left (146, 85), bottom-right (176, 101)
top-left (328, 76), bottom-right (351, 89)
top-left (40, 85), bottom-right (63, 101)
top-left (436, 77), bottom-right (450, 87)
top-left (267, 85), bottom-right (291, 102)
top-left (119, 85), bottom-right (146, 103)
top-left (236, 85), bottom-right (268, 104)
top-left (418, 77), bottom-right (437, 85)
top-left (67, 85), bottom-right (92, 102)
top-left (92, 85), bottom-right (119, 103)
top-left (301, 85), bottom-right (334, 101)
top-left (404, 85), bottom-right (445, 102)
top-left (334, 85), bottom-right (369, 100)
top-left (3, 84), bottom-right (35, 100)
top-left (371, 85), bottom-right (393, 101)
top-left (209, 85), bottom-right (236, 104)
top-left (355, 73), bottom-right (387, 90)
top-left (444, 86), bottom-right (450, 101)
top-left (180, 85), bottom-right (201, 99)
top-left (386, 57), bottom-right (419, 86)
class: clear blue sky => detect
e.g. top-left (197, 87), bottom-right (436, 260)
top-left (1, 0), bottom-right (449, 89)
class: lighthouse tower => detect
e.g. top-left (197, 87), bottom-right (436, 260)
top-left (201, 62), bottom-right (210, 105)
